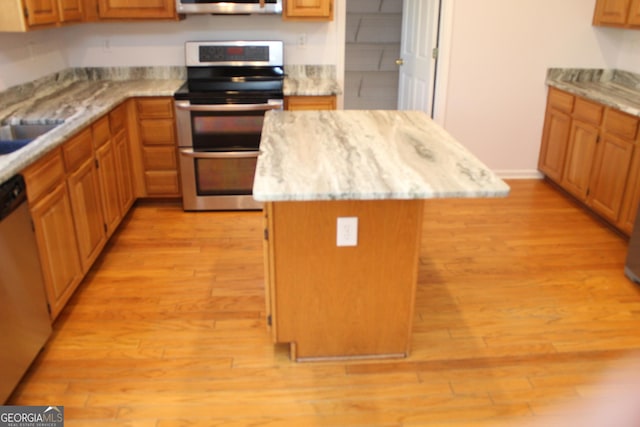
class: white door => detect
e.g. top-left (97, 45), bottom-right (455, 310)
top-left (397, 0), bottom-right (441, 116)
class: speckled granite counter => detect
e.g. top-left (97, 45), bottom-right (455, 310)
top-left (546, 68), bottom-right (640, 117)
top-left (253, 110), bottom-right (509, 201)
top-left (0, 67), bottom-right (185, 183)
top-left (283, 65), bottom-right (341, 96)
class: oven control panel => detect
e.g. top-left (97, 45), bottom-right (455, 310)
top-left (186, 41), bottom-right (284, 67)
top-left (200, 45), bottom-right (269, 63)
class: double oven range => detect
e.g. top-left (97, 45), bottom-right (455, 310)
top-left (174, 41), bottom-right (284, 211)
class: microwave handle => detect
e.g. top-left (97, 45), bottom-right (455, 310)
top-left (175, 100), bottom-right (283, 112)
top-left (179, 148), bottom-right (259, 159)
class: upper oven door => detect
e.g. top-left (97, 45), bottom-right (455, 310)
top-left (177, 0), bottom-right (282, 15)
top-left (174, 100), bottom-right (283, 151)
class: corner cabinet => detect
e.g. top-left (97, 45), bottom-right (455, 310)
top-left (284, 0), bottom-right (333, 21)
top-left (593, 0), bottom-right (640, 28)
top-left (0, 0), bottom-right (83, 31)
top-left (538, 87), bottom-right (640, 235)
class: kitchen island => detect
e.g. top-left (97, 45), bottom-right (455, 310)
top-left (253, 110), bottom-right (510, 361)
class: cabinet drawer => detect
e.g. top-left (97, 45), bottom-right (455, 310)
top-left (109, 103), bottom-right (127, 134)
top-left (604, 109), bottom-right (639, 141)
top-left (573, 97), bottom-right (604, 126)
top-left (93, 115), bottom-right (111, 148)
top-left (139, 119), bottom-right (176, 145)
top-left (22, 148), bottom-right (65, 203)
top-left (548, 88), bottom-right (575, 113)
top-left (137, 98), bottom-right (174, 119)
top-left (144, 171), bottom-right (180, 195)
top-left (62, 127), bottom-right (93, 172)
top-left (143, 146), bottom-right (177, 170)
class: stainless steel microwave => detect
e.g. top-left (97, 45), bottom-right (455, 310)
top-left (176, 0), bottom-right (282, 15)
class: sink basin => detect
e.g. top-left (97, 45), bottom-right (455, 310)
top-left (0, 123), bottom-right (60, 155)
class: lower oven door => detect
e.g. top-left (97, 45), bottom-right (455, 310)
top-left (175, 99), bottom-right (283, 211)
top-left (179, 148), bottom-right (262, 211)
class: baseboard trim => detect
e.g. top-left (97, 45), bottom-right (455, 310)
top-left (494, 170), bottom-right (544, 180)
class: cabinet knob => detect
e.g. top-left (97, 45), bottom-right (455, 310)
top-left (395, 58), bottom-right (404, 66)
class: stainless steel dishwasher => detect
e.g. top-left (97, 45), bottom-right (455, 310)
top-left (0, 174), bottom-right (51, 403)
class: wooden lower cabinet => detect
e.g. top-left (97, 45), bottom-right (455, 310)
top-left (22, 102), bottom-right (135, 321)
top-left (64, 129), bottom-right (107, 272)
top-left (96, 139), bottom-right (123, 236)
top-left (561, 120), bottom-right (600, 200)
top-left (133, 97), bottom-right (181, 197)
top-left (538, 87), bottom-right (640, 235)
top-left (285, 95), bottom-right (337, 111)
top-left (23, 149), bottom-right (83, 320)
top-left (264, 199), bottom-right (422, 361)
top-left (538, 89), bottom-right (574, 182)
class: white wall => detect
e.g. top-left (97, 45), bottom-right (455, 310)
top-left (440, 0), bottom-right (631, 177)
top-left (0, 29), bottom-right (68, 90)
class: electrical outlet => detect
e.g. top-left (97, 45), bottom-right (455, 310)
top-left (298, 33), bottom-right (307, 47)
top-left (102, 39), bottom-right (111, 53)
top-left (337, 217), bottom-right (358, 247)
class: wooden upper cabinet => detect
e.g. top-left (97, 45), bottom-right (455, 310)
top-left (284, 0), bottom-right (333, 21)
top-left (58, 0), bottom-right (84, 22)
top-left (24, 0), bottom-right (60, 27)
top-left (593, 0), bottom-right (640, 28)
top-left (97, 0), bottom-right (176, 19)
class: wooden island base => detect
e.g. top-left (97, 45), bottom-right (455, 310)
top-left (263, 199), bottom-right (424, 361)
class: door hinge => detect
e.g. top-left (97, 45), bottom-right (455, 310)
top-left (263, 228), bottom-right (269, 241)
top-left (586, 188), bottom-right (590, 197)
top-left (432, 47), bottom-right (439, 60)
top-left (104, 223), bottom-right (108, 232)
top-left (46, 303), bottom-right (51, 315)
top-left (267, 314), bottom-right (272, 326)
top-left (24, 7), bottom-right (29, 18)
top-left (95, 159), bottom-right (99, 169)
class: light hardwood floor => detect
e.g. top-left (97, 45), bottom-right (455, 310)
top-left (9, 179), bottom-right (640, 426)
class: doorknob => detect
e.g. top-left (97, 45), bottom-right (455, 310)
top-left (395, 59), bottom-right (404, 66)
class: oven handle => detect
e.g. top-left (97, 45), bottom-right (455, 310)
top-left (179, 148), bottom-right (259, 159)
top-left (175, 100), bottom-right (283, 112)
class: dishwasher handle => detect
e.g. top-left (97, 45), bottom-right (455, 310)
top-left (0, 175), bottom-right (27, 221)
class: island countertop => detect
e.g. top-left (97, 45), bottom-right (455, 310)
top-left (253, 110), bottom-right (510, 202)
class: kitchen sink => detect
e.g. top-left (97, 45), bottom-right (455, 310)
top-left (0, 123), bottom-right (60, 155)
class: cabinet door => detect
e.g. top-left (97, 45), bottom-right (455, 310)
top-left (538, 108), bottom-right (572, 183)
top-left (30, 183), bottom-right (83, 320)
top-left (97, 0), bottom-right (175, 19)
top-left (561, 120), bottom-right (599, 201)
top-left (24, 0), bottom-right (60, 26)
top-left (96, 140), bottom-right (122, 236)
top-left (587, 134), bottom-right (634, 223)
top-left (67, 158), bottom-right (107, 272)
top-left (114, 129), bottom-right (135, 214)
top-left (629, 0), bottom-right (640, 25)
top-left (593, 0), bottom-right (631, 25)
top-left (618, 148), bottom-right (640, 234)
top-left (58, 0), bottom-right (83, 22)
top-left (284, 0), bottom-right (332, 20)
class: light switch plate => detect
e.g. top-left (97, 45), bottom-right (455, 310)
top-left (337, 217), bottom-right (358, 247)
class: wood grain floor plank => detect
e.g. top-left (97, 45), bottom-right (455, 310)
top-left (9, 180), bottom-right (640, 426)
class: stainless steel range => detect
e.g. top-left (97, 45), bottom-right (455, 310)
top-left (174, 41), bottom-right (284, 211)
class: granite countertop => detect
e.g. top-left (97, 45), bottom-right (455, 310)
top-left (0, 67), bottom-right (185, 183)
top-left (283, 65), bottom-right (342, 96)
top-left (253, 110), bottom-right (510, 202)
top-left (0, 64), bottom-right (342, 184)
top-left (546, 69), bottom-right (640, 117)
